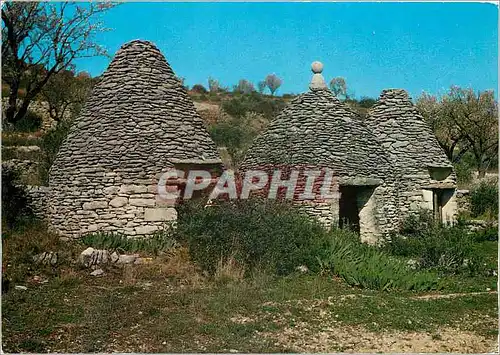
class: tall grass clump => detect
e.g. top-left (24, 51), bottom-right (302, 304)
top-left (176, 198), bottom-right (326, 276)
top-left (81, 229), bottom-right (178, 255)
top-left (317, 228), bottom-right (439, 291)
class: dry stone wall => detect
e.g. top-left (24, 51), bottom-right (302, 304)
top-left (25, 185), bottom-right (49, 220)
top-left (48, 40), bottom-right (221, 238)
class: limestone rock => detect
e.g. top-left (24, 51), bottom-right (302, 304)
top-left (144, 207), bottom-right (177, 221)
top-left (117, 254), bottom-right (139, 264)
top-left (78, 248), bottom-right (109, 267)
top-left (32, 252), bottom-right (58, 266)
top-left (90, 268), bottom-right (104, 276)
top-left (129, 198), bottom-right (155, 207)
top-left (109, 197), bottom-right (128, 208)
top-left (83, 201), bottom-right (108, 210)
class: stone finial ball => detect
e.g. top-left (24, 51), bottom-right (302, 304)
top-left (311, 61), bottom-right (323, 74)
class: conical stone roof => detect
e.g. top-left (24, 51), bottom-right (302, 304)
top-left (52, 40), bottom-right (219, 178)
top-left (48, 40), bottom-right (220, 237)
top-left (365, 89), bottom-right (452, 174)
top-left (241, 84), bottom-right (391, 179)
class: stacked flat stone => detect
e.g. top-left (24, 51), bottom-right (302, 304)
top-left (365, 89), bottom-right (452, 175)
top-left (48, 40), bottom-right (220, 237)
top-left (241, 89), bottom-right (392, 179)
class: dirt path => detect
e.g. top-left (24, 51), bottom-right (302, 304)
top-left (258, 325), bottom-right (498, 353)
top-left (411, 291), bottom-right (498, 300)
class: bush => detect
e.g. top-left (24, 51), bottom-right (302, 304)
top-left (222, 92), bottom-right (286, 121)
top-left (386, 223), bottom-right (483, 275)
top-left (1, 169), bottom-right (36, 230)
top-left (176, 198), bottom-right (326, 276)
top-left (469, 181), bottom-right (498, 218)
top-left (11, 110), bottom-right (43, 132)
top-left (39, 120), bottom-right (72, 184)
top-left (399, 209), bottom-right (436, 237)
top-left (192, 84), bottom-right (208, 94)
top-left (472, 225), bottom-right (498, 242)
top-left (317, 229), bottom-right (439, 291)
top-left (454, 159), bottom-right (474, 186)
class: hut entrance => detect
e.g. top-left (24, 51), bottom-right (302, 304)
top-left (338, 184), bottom-right (378, 241)
top-left (338, 186), bottom-right (361, 234)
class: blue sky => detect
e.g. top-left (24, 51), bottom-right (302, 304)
top-left (75, 2), bottom-right (498, 99)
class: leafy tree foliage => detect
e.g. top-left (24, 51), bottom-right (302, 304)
top-left (233, 79), bottom-right (255, 94)
top-left (40, 70), bottom-right (96, 122)
top-left (265, 74), bottom-right (282, 96)
top-left (329, 77), bottom-right (348, 99)
top-left (208, 77), bottom-right (220, 93)
top-left (417, 87), bottom-right (498, 176)
top-left (257, 80), bottom-right (267, 94)
top-left (192, 84), bottom-right (208, 94)
top-left (2, 2), bottom-right (114, 124)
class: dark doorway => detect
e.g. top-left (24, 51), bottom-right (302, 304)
top-left (339, 186), bottom-right (360, 234)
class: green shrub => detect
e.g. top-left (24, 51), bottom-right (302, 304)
top-left (81, 229), bottom-right (177, 255)
top-left (317, 229), bottom-right (439, 291)
top-left (469, 181), bottom-right (498, 218)
top-left (454, 159), bottom-right (474, 186)
top-left (11, 110), bottom-right (43, 132)
top-left (192, 84), bottom-right (208, 94)
top-left (38, 120), bottom-right (72, 184)
top-left (176, 198), bottom-right (326, 276)
top-left (222, 92), bottom-right (286, 120)
top-left (399, 209), bottom-right (436, 237)
top-left (386, 223), bottom-right (483, 275)
top-left (472, 225), bottom-right (498, 242)
top-left (208, 119), bottom-right (258, 164)
top-left (1, 168), bottom-right (36, 230)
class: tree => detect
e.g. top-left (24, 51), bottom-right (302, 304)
top-left (192, 84), bottom-right (208, 94)
top-left (40, 70), bottom-right (95, 122)
top-left (257, 80), bottom-right (266, 94)
top-left (234, 79), bottom-right (255, 94)
top-left (265, 74), bottom-right (282, 96)
top-left (2, 2), bottom-right (114, 125)
top-left (208, 77), bottom-right (220, 93)
top-left (417, 91), bottom-right (468, 163)
top-left (329, 77), bottom-right (348, 100)
top-left (417, 87), bottom-right (498, 177)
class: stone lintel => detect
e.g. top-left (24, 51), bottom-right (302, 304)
top-left (422, 183), bottom-right (456, 190)
top-left (339, 177), bottom-right (382, 186)
top-left (170, 158), bottom-right (222, 165)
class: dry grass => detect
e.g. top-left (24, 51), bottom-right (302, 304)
top-left (214, 255), bottom-right (246, 284)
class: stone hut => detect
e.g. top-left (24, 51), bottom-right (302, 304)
top-left (365, 89), bottom-right (457, 223)
top-left (48, 40), bottom-right (222, 238)
top-left (240, 62), bottom-right (457, 242)
top-left (240, 62), bottom-right (399, 243)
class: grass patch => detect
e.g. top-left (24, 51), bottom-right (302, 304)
top-left (318, 229), bottom-right (440, 291)
top-left (2, 272), bottom-right (497, 352)
top-left (81, 229), bottom-right (178, 255)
